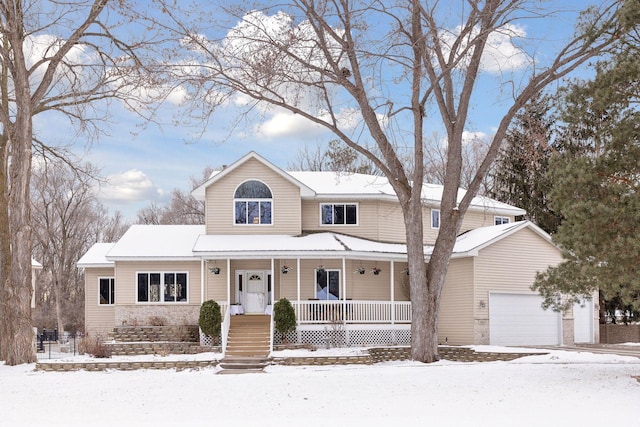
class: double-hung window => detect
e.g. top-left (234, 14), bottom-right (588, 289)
top-left (234, 180), bottom-right (273, 225)
top-left (431, 209), bottom-right (440, 229)
top-left (99, 277), bottom-right (115, 305)
top-left (316, 269), bottom-right (340, 300)
top-left (320, 203), bottom-right (357, 225)
top-left (494, 216), bottom-right (510, 225)
top-left (137, 272), bottom-right (188, 303)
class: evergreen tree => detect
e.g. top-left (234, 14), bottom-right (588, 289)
top-left (533, 31), bottom-right (640, 315)
top-left (491, 95), bottom-right (561, 233)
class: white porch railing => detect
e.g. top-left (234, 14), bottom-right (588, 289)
top-left (295, 300), bottom-right (411, 324)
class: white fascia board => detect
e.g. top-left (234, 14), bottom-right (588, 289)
top-left (308, 194), bottom-right (398, 202)
top-left (105, 256), bottom-right (202, 262)
top-left (466, 203), bottom-right (526, 216)
top-left (195, 251), bottom-right (408, 261)
top-left (76, 262), bottom-right (115, 269)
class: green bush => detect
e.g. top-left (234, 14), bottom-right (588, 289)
top-left (199, 300), bottom-right (222, 339)
top-left (273, 298), bottom-right (296, 342)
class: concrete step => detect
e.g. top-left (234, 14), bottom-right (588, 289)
top-left (219, 356), bottom-right (270, 370)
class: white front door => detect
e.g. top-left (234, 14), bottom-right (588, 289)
top-left (244, 271), bottom-right (266, 314)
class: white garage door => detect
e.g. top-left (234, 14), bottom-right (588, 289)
top-left (573, 299), bottom-right (594, 343)
top-left (489, 293), bottom-right (562, 346)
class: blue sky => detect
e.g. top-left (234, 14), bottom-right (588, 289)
top-left (34, 0), bottom-right (605, 220)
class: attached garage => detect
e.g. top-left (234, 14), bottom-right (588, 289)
top-left (489, 292), bottom-right (562, 346)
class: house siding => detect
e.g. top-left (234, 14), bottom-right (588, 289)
top-left (84, 267), bottom-right (116, 337)
top-left (205, 158), bottom-right (302, 235)
top-left (461, 210), bottom-right (512, 233)
top-left (472, 227), bottom-right (563, 344)
top-left (111, 260), bottom-right (203, 327)
top-left (438, 258), bottom-right (475, 345)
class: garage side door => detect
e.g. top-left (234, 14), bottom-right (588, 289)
top-left (489, 293), bottom-right (562, 346)
top-left (573, 299), bottom-right (594, 344)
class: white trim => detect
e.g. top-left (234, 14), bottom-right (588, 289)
top-left (134, 271), bottom-right (190, 304)
top-left (192, 151), bottom-right (316, 200)
top-left (319, 202), bottom-right (359, 226)
top-left (98, 276), bottom-right (115, 306)
top-left (431, 208), bottom-right (440, 229)
top-left (494, 215), bottom-right (510, 225)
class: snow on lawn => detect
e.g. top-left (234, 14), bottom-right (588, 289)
top-left (1, 348), bottom-right (639, 427)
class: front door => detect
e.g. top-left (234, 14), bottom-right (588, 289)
top-left (244, 271), bottom-right (266, 314)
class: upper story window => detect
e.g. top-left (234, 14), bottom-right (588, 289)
top-left (99, 277), bottom-right (115, 305)
top-left (320, 203), bottom-right (357, 225)
top-left (234, 180), bottom-right (273, 225)
top-left (494, 216), bottom-right (510, 225)
top-left (431, 209), bottom-right (440, 229)
top-left (137, 272), bottom-right (188, 303)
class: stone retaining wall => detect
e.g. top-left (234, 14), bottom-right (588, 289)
top-left (36, 346), bottom-right (545, 371)
top-left (599, 324), bottom-right (640, 344)
top-left (37, 360), bottom-right (218, 372)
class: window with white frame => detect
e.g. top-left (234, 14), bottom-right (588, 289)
top-left (316, 269), bottom-right (340, 300)
top-left (99, 277), bottom-right (115, 305)
top-left (494, 216), bottom-right (510, 225)
top-left (234, 180), bottom-right (273, 225)
top-left (137, 272), bottom-right (188, 303)
top-left (431, 209), bottom-right (440, 229)
top-left (320, 203), bottom-right (357, 225)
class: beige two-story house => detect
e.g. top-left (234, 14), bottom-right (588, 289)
top-left (77, 151), bottom-right (597, 349)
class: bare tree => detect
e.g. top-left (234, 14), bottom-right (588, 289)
top-left (0, 0), bottom-right (157, 365)
top-left (288, 139), bottom-right (380, 174)
top-left (136, 166), bottom-right (213, 225)
top-left (149, 0), bottom-right (632, 362)
top-left (31, 159), bottom-right (126, 334)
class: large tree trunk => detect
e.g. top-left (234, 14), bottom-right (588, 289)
top-left (1, 18), bottom-right (37, 364)
top-left (2, 116), bottom-right (36, 364)
top-left (0, 133), bottom-right (10, 361)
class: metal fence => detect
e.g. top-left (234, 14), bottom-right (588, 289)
top-left (36, 329), bottom-right (84, 359)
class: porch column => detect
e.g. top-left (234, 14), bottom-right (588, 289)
top-left (296, 257), bottom-right (301, 343)
top-left (342, 257), bottom-right (347, 300)
top-left (270, 258), bottom-right (275, 305)
top-left (390, 261), bottom-right (395, 325)
top-left (200, 258), bottom-right (205, 304)
top-left (226, 258), bottom-right (231, 306)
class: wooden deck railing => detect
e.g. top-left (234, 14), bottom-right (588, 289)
top-left (295, 300), bottom-right (411, 324)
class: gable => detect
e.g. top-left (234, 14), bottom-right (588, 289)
top-left (204, 157), bottom-right (303, 235)
top-left (476, 226), bottom-right (561, 273)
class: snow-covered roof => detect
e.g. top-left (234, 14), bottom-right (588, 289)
top-left (105, 225), bottom-right (205, 261)
top-left (76, 243), bottom-right (116, 268)
top-left (192, 152), bottom-right (524, 216)
top-left (192, 233), bottom-right (409, 260)
top-left (288, 171), bottom-right (524, 215)
top-left (31, 259), bottom-right (43, 269)
top-left (77, 221), bottom-right (553, 267)
top-left (452, 221), bottom-right (554, 256)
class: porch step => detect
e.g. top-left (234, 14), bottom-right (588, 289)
top-left (224, 315), bottom-right (272, 361)
top-left (219, 356), bottom-right (270, 371)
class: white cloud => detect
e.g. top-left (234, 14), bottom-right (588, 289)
top-left (97, 169), bottom-right (164, 203)
top-left (441, 24), bottom-right (531, 74)
top-left (255, 106), bottom-right (368, 139)
top-left (462, 130), bottom-right (488, 145)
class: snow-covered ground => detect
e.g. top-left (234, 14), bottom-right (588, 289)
top-left (2, 347), bottom-right (639, 427)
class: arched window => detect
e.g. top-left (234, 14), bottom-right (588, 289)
top-left (234, 180), bottom-right (273, 225)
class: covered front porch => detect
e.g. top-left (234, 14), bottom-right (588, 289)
top-left (193, 233), bottom-right (415, 352)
